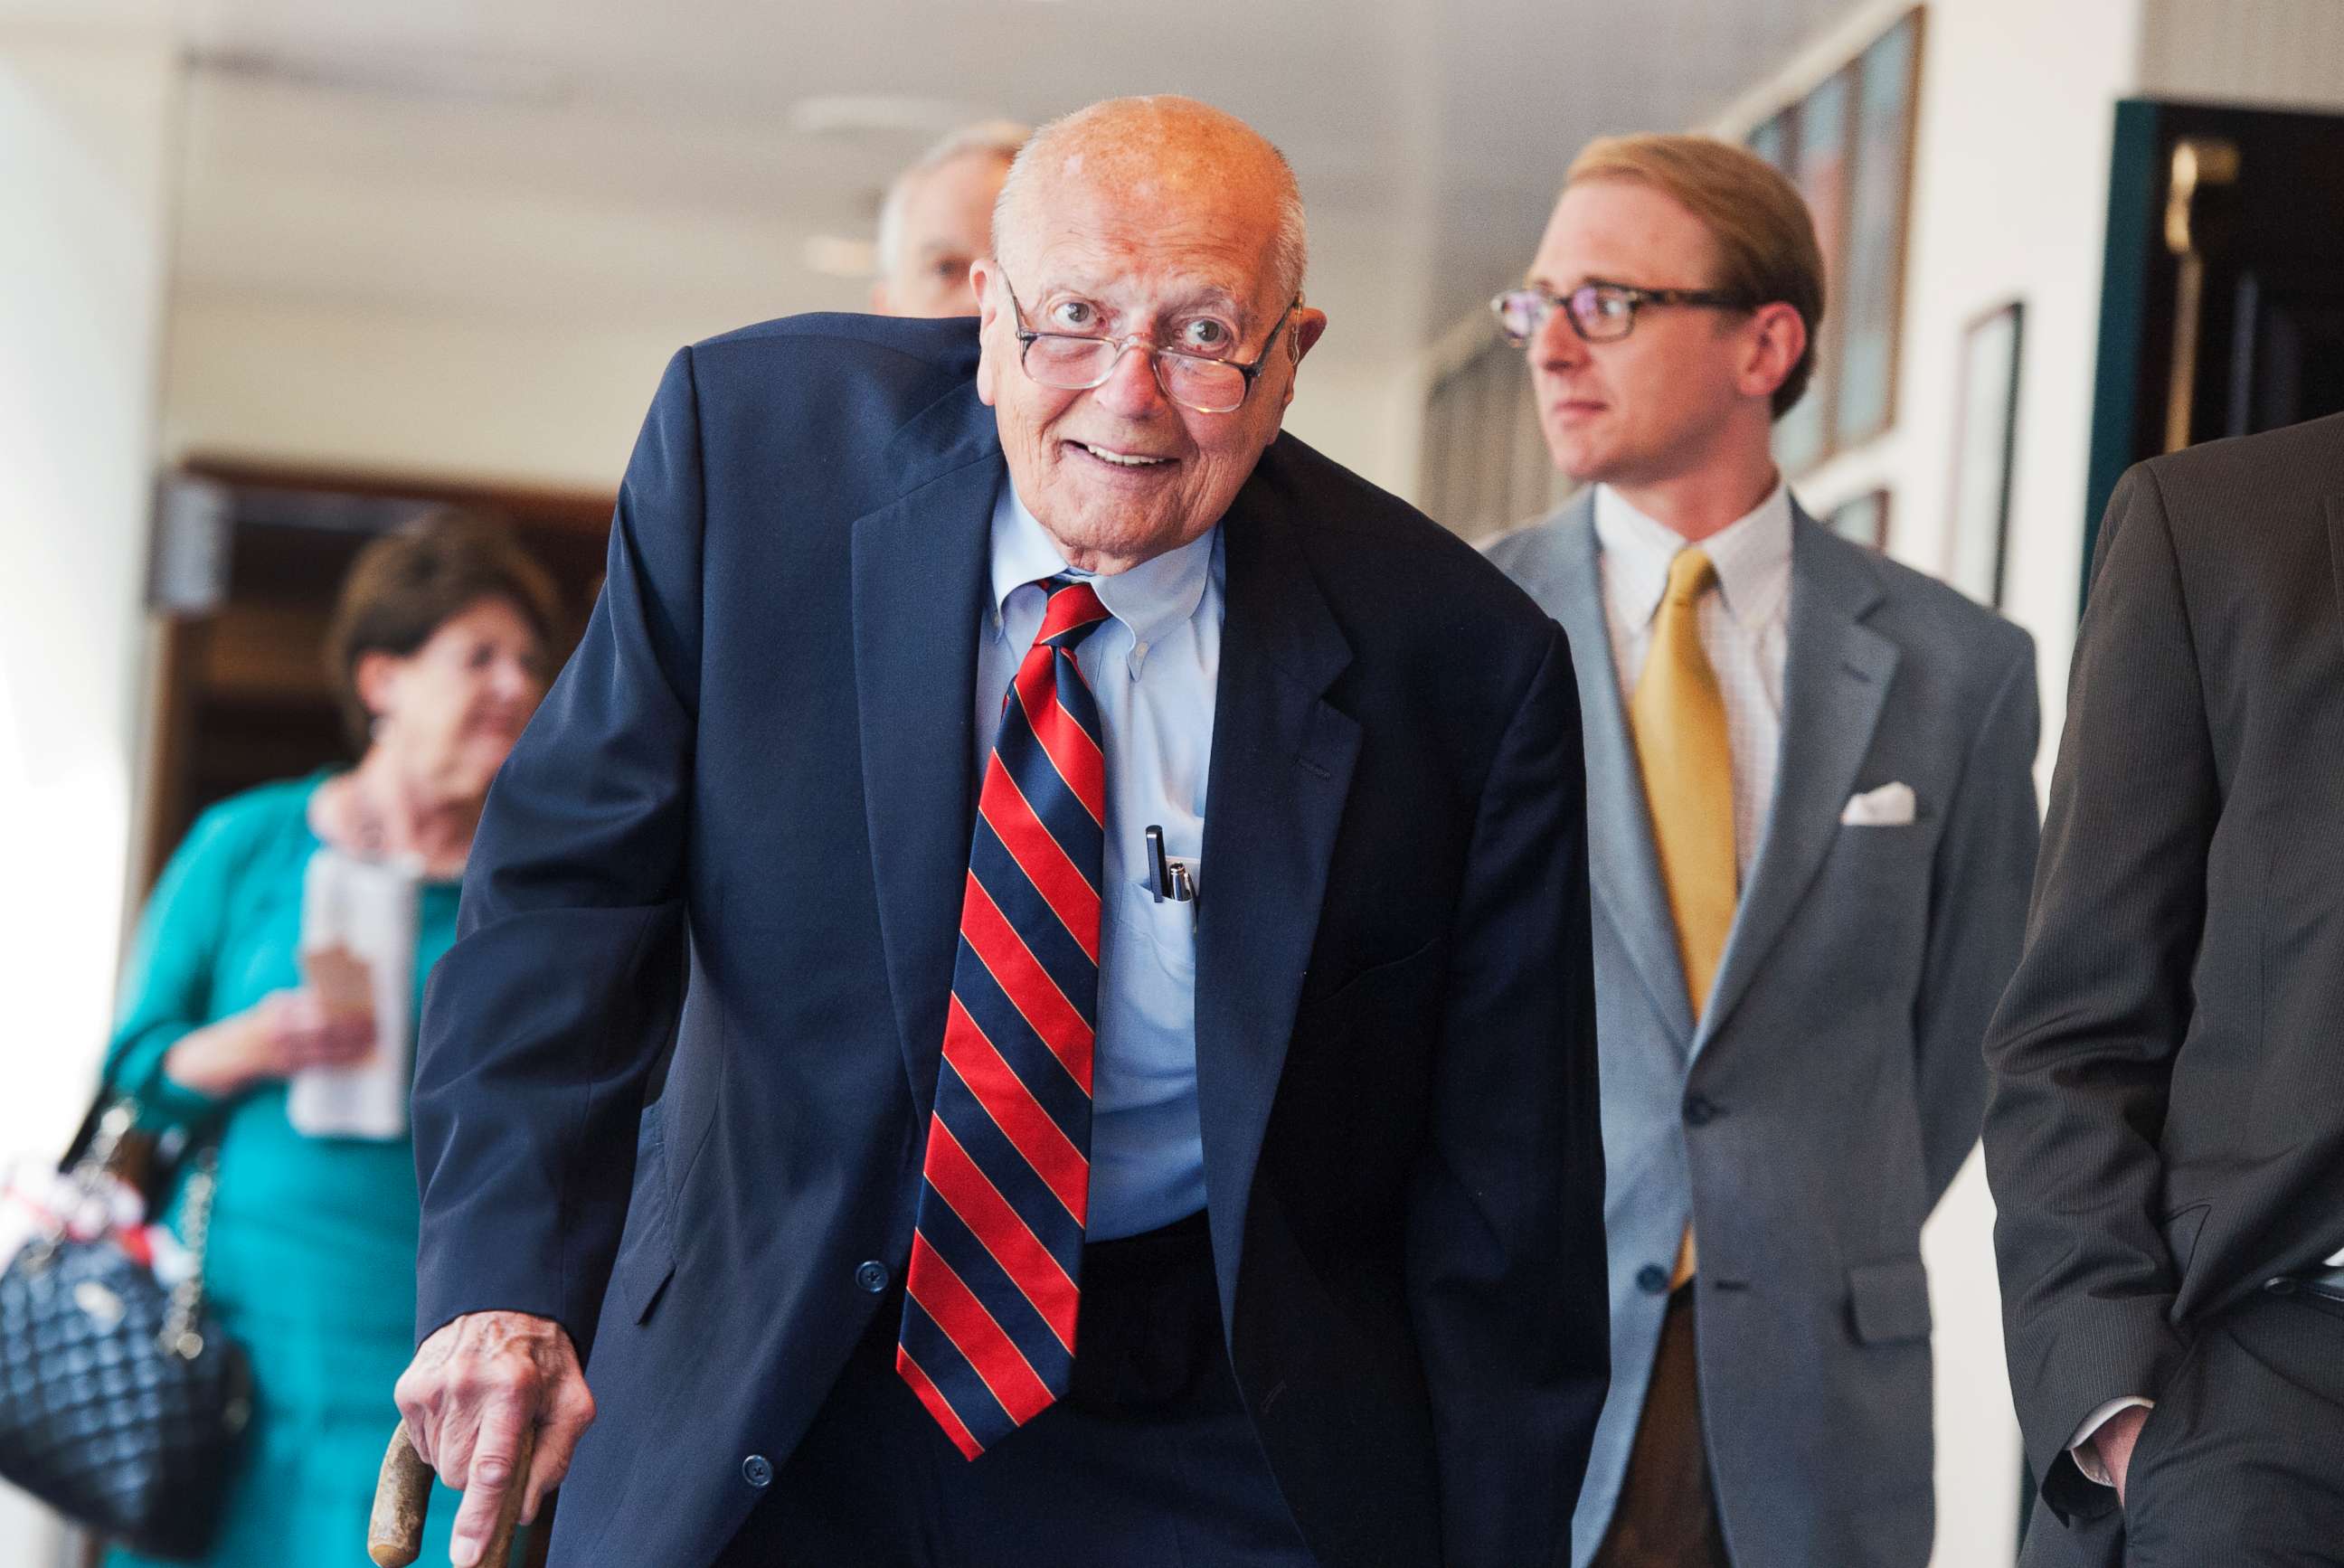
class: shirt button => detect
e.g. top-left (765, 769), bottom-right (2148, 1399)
top-left (742, 1454), bottom-right (773, 1488)
top-left (1684, 1095), bottom-right (1720, 1128)
top-left (855, 1260), bottom-right (891, 1294)
top-left (1636, 1264), bottom-right (1670, 1295)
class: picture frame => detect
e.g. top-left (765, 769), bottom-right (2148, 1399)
top-left (1749, 5), bottom-right (1924, 477)
top-left (1946, 300), bottom-right (2026, 608)
top-left (1772, 66), bottom-right (1851, 477)
top-left (1836, 9), bottom-right (1924, 446)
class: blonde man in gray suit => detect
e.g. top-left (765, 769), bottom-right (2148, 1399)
top-left (1485, 135), bottom-right (2041, 1568)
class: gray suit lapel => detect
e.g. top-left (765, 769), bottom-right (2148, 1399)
top-left (1503, 495), bottom-right (1696, 1046)
top-left (1697, 511), bottom-right (1899, 1053)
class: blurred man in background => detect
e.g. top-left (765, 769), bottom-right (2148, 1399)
top-left (868, 119), bottom-right (1029, 316)
top-left (1486, 134), bottom-right (2039, 1568)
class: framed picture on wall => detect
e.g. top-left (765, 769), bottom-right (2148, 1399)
top-left (1745, 5), bottom-right (1923, 477)
top-left (1773, 66), bottom-right (1851, 477)
top-left (1826, 488), bottom-right (1892, 551)
top-left (1947, 300), bottom-right (2026, 608)
top-left (1836, 9), bottom-right (1924, 446)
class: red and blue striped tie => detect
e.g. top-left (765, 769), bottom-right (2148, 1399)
top-left (898, 575), bottom-right (1111, 1459)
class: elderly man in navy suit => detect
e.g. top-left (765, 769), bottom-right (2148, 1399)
top-left (392, 96), bottom-right (1608, 1568)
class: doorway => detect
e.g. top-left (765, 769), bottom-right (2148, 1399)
top-left (2084, 99), bottom-right (2344, 600)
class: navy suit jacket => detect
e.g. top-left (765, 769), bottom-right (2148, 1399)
top-left (412, 314), bottom-right (1609, 1568)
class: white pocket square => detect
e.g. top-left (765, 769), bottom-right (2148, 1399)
top-left (1840, 781), bottom-right (1917, 827)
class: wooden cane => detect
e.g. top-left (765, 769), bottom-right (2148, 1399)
top-left (368, 1419), bottom-right (536, 1568)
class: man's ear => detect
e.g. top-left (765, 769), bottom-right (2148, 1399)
top-left (969, 255), bottom-right (1003, 407)
top-left (1291, 307), bottom-right (1329, 363)
top-left (1278, 307), bottom-right (1330, 412)
top-left (1739, 302), bottom-right (1807, 405)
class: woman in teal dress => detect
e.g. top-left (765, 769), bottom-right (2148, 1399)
top-left (101, 512), bottom-right (562, 1568)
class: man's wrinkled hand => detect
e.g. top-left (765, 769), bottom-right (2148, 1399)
top-left (394, 1310), bottom-right (595, 1566)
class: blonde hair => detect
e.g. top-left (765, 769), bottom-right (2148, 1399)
top-left (1566, 133), bottom-right (1826, 418)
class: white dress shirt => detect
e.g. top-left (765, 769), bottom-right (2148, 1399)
top-left (972, 479), bottom-right (1222, 1242)
top-left (1593, 480), bottom-right (1795, 886)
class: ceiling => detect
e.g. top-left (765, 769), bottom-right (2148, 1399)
top-left (21, 0), bottom-right (1863, 365)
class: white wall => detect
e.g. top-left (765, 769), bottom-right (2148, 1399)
top-left (0, 21), bottom-right (180, 1563)
top-left (2139, 0), bottom-right (2344, 109)
top-left (1702, 3), bottom-right (2150, 1562)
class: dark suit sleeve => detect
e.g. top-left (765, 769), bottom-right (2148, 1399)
top-left (1980, 465), bottom-right (2209, 1520)
top-left (411, 346), bottom-right (705, 1352)
top-left (1910, 635), bottom-right (2039, 1201)
top-left (1405, 622), bottom-right (1609, 1568)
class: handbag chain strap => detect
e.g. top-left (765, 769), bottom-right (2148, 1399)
top-left (157, 1145), bottom-right (220, 1361)
top-left (30, 1097), bottom-right (222, 1361)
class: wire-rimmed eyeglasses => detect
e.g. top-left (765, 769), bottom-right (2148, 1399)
top-left (1003, 278), bottom-right (1300, 415)
top-left (1490, 279), bottom-right (1758, 347)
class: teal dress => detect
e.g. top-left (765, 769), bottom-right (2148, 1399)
top-left (101, 777), bottom-right (523, 1568)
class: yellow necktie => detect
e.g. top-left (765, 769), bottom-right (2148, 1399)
top-left (1628, 548), bottom-right (1738, 1289)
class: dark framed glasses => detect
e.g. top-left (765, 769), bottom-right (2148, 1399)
top-left (1003, 277), bottom-right (1299, 415)
top-left (1491, 279), bottom-right (1758, 347)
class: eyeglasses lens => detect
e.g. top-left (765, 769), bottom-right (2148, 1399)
top-left (1024, 336), bottom-right (1248, 413)
top-left (1493, 290), bottom-right (1545, 346)
top-left (1573, 286), bottom-right (1636, 341)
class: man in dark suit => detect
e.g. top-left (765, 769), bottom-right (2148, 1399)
top-left (392, 95), bottom-right (1608, 1568)
top-left (1985, 412), bottom-right (2344, 1566)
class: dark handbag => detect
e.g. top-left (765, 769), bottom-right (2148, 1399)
top-left (0, 1096), bottom-right (251, 1560)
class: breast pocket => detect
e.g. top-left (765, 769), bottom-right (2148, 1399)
top-left (1101, 859), bottom-right (1200, 1014)
top-left (1826, 805), bottom-right (1935, 911)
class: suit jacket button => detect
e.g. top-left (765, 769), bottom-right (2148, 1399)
top-left (742, 1454), bottom-right (773, 1488)
top-left (1683, 1095), bottom-right (1719, 1128)
top-left (1636, 1264), bottom-right (1670, 1295)
top-left (855, 1260), bottom-right (892, 1293)
top-left (2264, 1276), bottom-right (2298, 1295)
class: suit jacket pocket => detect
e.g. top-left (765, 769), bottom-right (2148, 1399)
top-left (1848, 1258), bottom-right (1933, 1345)
top-left (608, 1101), bottom-right (679, 1327)
top-left (2158, 1200), bottom-right (2213, 1277)
top-left (1294, 935), bottom-right (1444, 1032)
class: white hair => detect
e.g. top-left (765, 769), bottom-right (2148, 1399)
top-left (992, 101), bottom-right (1309, 305)
top-left (874, 119), bottom-right (1031, 279)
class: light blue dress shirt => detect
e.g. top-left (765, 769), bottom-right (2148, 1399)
top-left (972, 478), bottom-right (1221, 1241)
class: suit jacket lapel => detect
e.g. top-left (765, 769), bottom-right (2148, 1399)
top-left (1194, 459), bottom-right (1359, 1304)
top-left (1536, 496), bottom-right (1697, 1046)
top-left (851, 398), bottom-right (1001, 1121)
top-left (1697, 511), bottom-right (1898, 1053)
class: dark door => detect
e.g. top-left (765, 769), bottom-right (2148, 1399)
top-left (2083, 99), bottom-right (2344, 597)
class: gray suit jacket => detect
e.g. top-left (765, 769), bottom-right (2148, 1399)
top-left (1487, 494), bottom-right (2040, 1568)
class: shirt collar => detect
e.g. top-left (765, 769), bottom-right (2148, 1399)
top-left (989, 477), bottom-right (1217, 674)
top-left (1592, 477), bottom-right (1794, 636)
